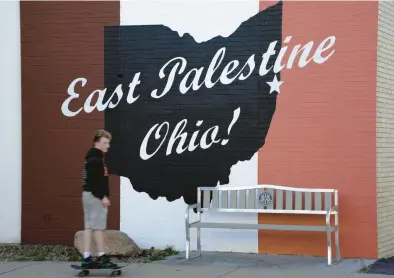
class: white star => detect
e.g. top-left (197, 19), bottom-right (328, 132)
top-left (266, 75), bottom-right (284, 94)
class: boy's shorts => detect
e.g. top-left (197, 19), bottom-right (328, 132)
top-left (82, 191), bottom-right (108, 230)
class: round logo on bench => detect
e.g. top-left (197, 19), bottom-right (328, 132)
top-left (258, 191), bottom-right (273, 208)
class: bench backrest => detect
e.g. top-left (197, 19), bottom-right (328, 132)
top-left (197, 184), bottom-right (338, 214)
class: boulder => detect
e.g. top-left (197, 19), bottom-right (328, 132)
top-left (74, 230), bottom-right (140, 256)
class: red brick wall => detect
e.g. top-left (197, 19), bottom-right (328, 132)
top-left (258, 1), bottom-right (378, 258)
top-left (20, 1), bottom-right (120, 245)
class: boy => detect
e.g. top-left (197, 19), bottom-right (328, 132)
top-left (81, 129), bottom-right (118, 269)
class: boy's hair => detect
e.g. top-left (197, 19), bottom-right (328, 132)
top-left (93, 129), bottom-right (112, 143)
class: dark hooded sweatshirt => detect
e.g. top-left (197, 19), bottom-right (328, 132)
top-left (82, 147), bottom-right (109, 200)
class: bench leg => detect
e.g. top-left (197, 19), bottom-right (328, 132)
top-left (326, 225), bottom-right (332, 266)
top-left (197, 227), bottom-right (201, 256)
top-left (185, 226), bottom-right (202, 260)
top-left (335, 226), bottom-right (340, 262)
top-left (185, 224), bottom-right (191, 259)
top-left (185, 204), bottom-right (201, 260)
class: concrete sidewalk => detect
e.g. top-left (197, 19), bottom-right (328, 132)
top-left (0, 252), bottom-right (385, 278)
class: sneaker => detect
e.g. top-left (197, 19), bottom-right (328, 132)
top-left (97, 254), bottom-right (118, 269)
top-left (81, 255), bottom-right (98, 269)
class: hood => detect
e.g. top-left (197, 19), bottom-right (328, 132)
top-left (85, 147), bottom-right (104, 160)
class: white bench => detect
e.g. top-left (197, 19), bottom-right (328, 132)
top-left (185, 185), bottom-right (340, 266)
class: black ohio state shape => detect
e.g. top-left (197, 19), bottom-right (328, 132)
top-left (103, 1), bottom-right (283, 205)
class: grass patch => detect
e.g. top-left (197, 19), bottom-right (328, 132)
top-left (357, 264), bottom-right (371, 273)
top-left (356, 257), bottom-right (379, 273)
top-left (0, 244), bottom-right (178, 263)
top-left (137, 246), bottom-right (179, 263)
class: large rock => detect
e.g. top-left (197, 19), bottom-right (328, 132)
top-left (74, 230), bottom-right (140, 256)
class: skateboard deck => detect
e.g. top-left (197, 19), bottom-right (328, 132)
top-left (70, 264), bottom-right (129, 277)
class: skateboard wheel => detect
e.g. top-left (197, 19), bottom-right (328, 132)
top-left (78, 270), bottom-right (89, 277)
top-left (110, 270), bottom-right (121, 277)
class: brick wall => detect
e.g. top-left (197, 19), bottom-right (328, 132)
top-left (376, 1), bottom-right (394, 259)
top-left (258, 1), bottom-right (378, 258)
top-left (20, 1), bottom-right (120, 245)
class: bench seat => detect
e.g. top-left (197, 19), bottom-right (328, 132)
top-left (190, 222), bottom-right (338, 232)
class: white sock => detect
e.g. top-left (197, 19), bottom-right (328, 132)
top-left (97, 252), bottom-right (105, 257)
top-left (83, 252), bottom-right (91, 259)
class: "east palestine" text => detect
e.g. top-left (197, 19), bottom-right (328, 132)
top-left (61, 35), bottom-right (336, 117)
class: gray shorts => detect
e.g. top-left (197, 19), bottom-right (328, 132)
top-left (82, 191), bottom-right (108, 230)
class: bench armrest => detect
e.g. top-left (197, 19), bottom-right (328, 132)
top-left (325, 205), bottom-right (338, 227)
top-left (185, 204), bottom-right (200, 227)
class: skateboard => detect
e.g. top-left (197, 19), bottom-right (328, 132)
top-left (70, 264), bottom-right (128, 277)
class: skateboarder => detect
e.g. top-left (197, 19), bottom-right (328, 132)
top-left (81, 129), bottom-right (118, 269)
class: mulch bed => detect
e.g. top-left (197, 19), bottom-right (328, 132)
top-left (0, 244), bottom-right (178, 263)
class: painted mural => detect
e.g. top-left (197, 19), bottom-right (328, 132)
top-left (61, 1), bottom-right (335, 205)
top-left (10, 0), bottom-right (385, 258)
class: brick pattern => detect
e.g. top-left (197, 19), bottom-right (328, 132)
top-left (377, 1), bottom-right (394, 259)
top-left (258, 1), bottom-right (379, 258)
top-left (20, 1), bottom-right (120, 245)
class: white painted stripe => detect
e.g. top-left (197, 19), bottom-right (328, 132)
top-left (120, 0), bottom-right (259, 253)
top-left (0, 0), bottom-right (22, 243)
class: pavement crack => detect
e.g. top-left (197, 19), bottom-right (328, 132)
top-left (217, 266), bottom-right (241, 278)
top-left (0, 262), bottom-right (37, 276)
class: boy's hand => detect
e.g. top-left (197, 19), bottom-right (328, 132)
top-left (101, 197), bottom-right (111, 207)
